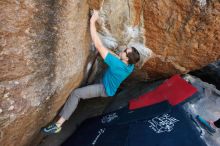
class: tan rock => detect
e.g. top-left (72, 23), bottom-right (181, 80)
top-left (0, 0), bottom-right (220, 146)
top-left (0, 0), bottom-right (90, 146)
top-left (142, 0), bottom-right (220, 79)
top-left (92, 0), bottom-right (220, 79)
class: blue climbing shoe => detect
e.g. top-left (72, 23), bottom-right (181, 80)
top-left (196, 115), bottom-right (216, 134)
top-left (42, 123), bottom-right (62, 135)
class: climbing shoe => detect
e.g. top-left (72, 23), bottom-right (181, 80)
top-left (42, 123), bottom-right (62, 135)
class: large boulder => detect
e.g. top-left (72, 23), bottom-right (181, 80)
top-left (93, 0), bottom-right (220, 80)
top-left (0, 0), bottom-right (220, 146)
top-left (0, 0), bottom-right (90, 146)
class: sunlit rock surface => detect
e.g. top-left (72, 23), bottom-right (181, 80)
top-left (92, 0), bottom-right (220, 80)
top-left (0, 0), bottom-right (90, 146)
top-left (0, 0), bottom-right (220, 146)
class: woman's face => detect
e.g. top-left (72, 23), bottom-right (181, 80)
top-left (119, 48), bottom-right (132, 62)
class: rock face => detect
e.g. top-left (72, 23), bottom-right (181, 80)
top-left (142, 0), bottom-right (220, 79)
top-left (0, 0), bottom-right (220, 146)
top-left (93, 0), bottom-right (220, 80)
top-left (0, 0), bottom-right (90, 146)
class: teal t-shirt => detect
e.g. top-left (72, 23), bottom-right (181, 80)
top-left (102, 52), bottom-right (134, 96)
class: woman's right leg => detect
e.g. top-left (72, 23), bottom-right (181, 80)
top-left (58, 83), bottom-right (107, 123)
top-left (42, 84), bottom-right (107, 134)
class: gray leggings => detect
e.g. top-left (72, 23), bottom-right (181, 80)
top-left (59, 84), bottom-right (108, 120)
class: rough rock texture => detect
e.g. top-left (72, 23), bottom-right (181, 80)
top-left (0, 0), bottom-right (90, 146)
top-left (0, 0), bottom-right (220, 146)
top-left (94, 0), bottom-right (220, 80)
top-left (142, 0), bottom-right (220, 79)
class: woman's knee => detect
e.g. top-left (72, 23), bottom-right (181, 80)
top-left (70, 88), bottom-right (82, 99)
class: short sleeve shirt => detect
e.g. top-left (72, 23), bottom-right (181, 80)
top-left (102, 52), bottom-right (134, 96)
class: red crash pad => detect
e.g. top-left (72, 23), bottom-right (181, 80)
top-left (129, 75), bottom-right (197, 110)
